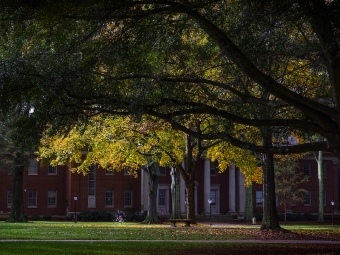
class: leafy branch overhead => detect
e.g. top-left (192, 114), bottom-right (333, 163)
top-left (1, 1), bottom-right (340, 157)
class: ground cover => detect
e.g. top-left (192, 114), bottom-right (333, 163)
top-left (0, 221), bottom-right (339, 254)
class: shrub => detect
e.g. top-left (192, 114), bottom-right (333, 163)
top-left (31, 214), bottom-right (40, 221)
top-left (78, 210), bottom-right (114, 221)
top-left (43, 214), bottom-right (52, 221)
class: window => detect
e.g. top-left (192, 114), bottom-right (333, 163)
top-left (323, 190), bottom-right (326, 206)
top-left (303, 162), bottom-right (311, 177)
top-left (47, 190), bottom-right (57, 207)
top-left (105, 190), bottom-right (114, 207)
top-left (159, 167), bottom-right (166, 176)
top-left (210, 190), bottom-right (216, 205)
top-left (158, 189), bottom-right (166, 206)
top-left (88, 165), bottom-right (95, 196)
top-left (48, 165), bottom-right (57, 175)
top-left (123, 167), bottom-right (130, 175)
top-left (28, 190), bottom-right (37, 207)
top-left (7, 190), bottom-right (12, 208)
top-left (256, 191), bottom-right (263, 206)
top-left (105, 169), bottom-right (114, 175)
top-left (304, 191), bottom-right (311, 206)
top-left (124, 190), bottom-right (133, 207)
top-left (210, 161), bottom-right (217, 176)
top-left (322, 162), bottom-right (326, 177)
top-left (28, 158), bottom-right (38, 175)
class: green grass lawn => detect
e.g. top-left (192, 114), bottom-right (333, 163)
top-left (0, 221), bottom-right (339, 254)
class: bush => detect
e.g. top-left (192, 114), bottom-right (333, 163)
top-left (43, 214), bottom-right (52, 221)
top-left (66, 214), bottom-right (74, 221)
top-left (278, 213), bottom-right (316, 221)
top-left (78, 210), bottom-right (114, 221)
top-left (31, 214), bottom-right (40, 221)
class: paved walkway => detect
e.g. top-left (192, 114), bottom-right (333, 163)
top-left (1, 239), bottom-right (340, 244)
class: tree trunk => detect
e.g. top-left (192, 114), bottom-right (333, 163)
top-left (261, 151), bottom-right (280, 230)
top-left (186, 180), bottom-right (196, 223)
top-left (244, 184), bottom-right (253, 222)
top-left (7, 155), bottom-right (27, 222)
top-left (170, 167), bottom-right (181, 219)
top-left (317, 150), bottom-right (324, 223)
top-left (143, 162), bottom-right (161, 224)
top-left (260, 129), bottom-right (280, 230)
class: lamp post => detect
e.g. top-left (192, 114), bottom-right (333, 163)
top-left (331, 200), bottom-right (335, 226)
top-left (74, 194), bottom-right (78, 223)
top-left (208, 199), bottom-right (212, 226)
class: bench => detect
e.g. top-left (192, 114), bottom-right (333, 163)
top-left (169, 219), bottom-right (192, 227)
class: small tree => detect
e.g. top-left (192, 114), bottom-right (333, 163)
top-left (0, 121), bottom-right (28, 222)
top-left (275, 159), bottom-right (308, 225)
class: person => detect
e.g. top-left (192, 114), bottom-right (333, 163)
top-left (116, 210), bottom-right (124, 223)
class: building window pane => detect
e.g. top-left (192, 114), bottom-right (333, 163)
top-left (124, 190), bottom-right (133, 207)
top-left (48, 165), bottom-right (57, 175)
top-left (28, 190), bottom-right (37, 207)
top-left (210, 162), bottom-right (217, 176)
top-left (7, 190), bottom-right (12, 208)
top-left (105, 190), bottom-right (114, 207)
top-left (323, 190), bottom-right (326, 206)
top-left (256, 191), bottom-right (263, 206)
top-left (159, 167), bottom-right (166, 176)
top-left (322, 162), bottom-right (326, 177)
top-left (158, 189), bottom-right (166, 206)
top-left (28, 159), bottom-right (38, 175)
top-left (124, 167), bottom-right (130, 175)
top-left (210, 190), bottom-right (217, 205)
top-left (105, 169), bottom-right (114, 175)
top-left (48, 190), bottom-right (57, 207)
top-left (303, 162), bottom-right (311, 177)
top-left (304, 191), bottom-right (311, 205)
top-left (88, 165), bottom-right (96, 196)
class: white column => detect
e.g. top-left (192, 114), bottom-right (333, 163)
top-left (204, 159), bottom-right (211, 214)
top-left (229, 161), bottom-right (236, 213)
top-left (238, 170), bottom-right (246, 214)
top-left (180, 172), bottom-right (186, 214)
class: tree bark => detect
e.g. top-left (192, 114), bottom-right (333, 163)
top-left (142, 162), bottom-right (161, 224)
top-left (170, 167), bottom-right (181, 219)
top-left (7, 155), bottom-right (27, 222)
top-left (244, 184), bottom-right (253, 222)
top-left (186, 180), bottom-right (195, 223)
top-left (260, 129), bottom-right (280, 230)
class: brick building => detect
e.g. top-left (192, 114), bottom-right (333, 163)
top-left (0, 154), bottom-right (339, 219)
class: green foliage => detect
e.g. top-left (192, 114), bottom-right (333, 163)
top-left (275, 159), bottom-right (309, 208)
top-left (42, 214), bottom-right (52, 221)
top-left (31, 214), bottom-right (40, 221)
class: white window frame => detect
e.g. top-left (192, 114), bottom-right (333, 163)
top-left (256, 190), bottom-right (263, 206)
top-left (7, 190), bottom-right (12, 208)
top-left (303, 162), bottom-right (311, 177)
top-left (47, 190), bottom-right (57, 208)
top-left (28, 158), bottom-right (38, 175)
top-left (105, 169), bottom-right (115, 175)
top-left (159, 166), bottom-right (166, 176)
top-left (124, 190), bottom-right (133, 207)
top-left (48, 165), bottom-right (57, 175)
top-left (88, 165), bottom-right (96, 196)
top-left (28, 190), bottom-right (37, 207)
top-left (105, 190), bottom-right (114, 207)
top-left (304, 191), bottom-right (311, 206)
top-left (123, 167), bottom-right (130, 175)
top-left (322, 162), bottom-right (326, 177)
top-left (210, 161), bottom-right (217, 176)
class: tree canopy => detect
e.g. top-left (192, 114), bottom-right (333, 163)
top-left (1, 1), bottom-right (338, 159)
